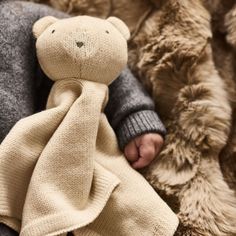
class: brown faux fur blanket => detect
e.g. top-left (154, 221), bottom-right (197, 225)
top-left (26, 0), bottom-right (236, 235)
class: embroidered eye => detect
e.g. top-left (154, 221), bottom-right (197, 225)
top-left (52, 30), bottom-right (55, 34)
top-left (105, 30), bottom-right (109, 34)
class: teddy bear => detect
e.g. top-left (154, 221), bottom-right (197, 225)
top-left (0, 15), bottom-right (179, 236)
top-left (26, 0), bottom-right (236, 235)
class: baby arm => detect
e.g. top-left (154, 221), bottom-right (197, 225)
top-left (105, 67), bottom-right (166, 169)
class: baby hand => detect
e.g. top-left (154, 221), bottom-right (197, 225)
top-left (124, 133), bottom-right (164, 169)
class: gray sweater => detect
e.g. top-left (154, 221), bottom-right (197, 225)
top-left (0, 1), bottom-right (166, 234)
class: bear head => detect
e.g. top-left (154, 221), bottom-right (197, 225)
top-left (33, 15), bottom-right (130, 85)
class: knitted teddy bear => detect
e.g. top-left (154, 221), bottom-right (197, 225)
top-left (0, 15), bottom-right (179, 236)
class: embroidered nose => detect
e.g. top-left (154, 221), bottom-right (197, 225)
top-left (76, 41), bottom-right (84, 48)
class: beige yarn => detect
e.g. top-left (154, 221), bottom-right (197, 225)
top-left (0, 15), bottom-right (178, 236)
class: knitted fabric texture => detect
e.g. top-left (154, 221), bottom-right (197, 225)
top-left (0, 15), bottom-right (178, 236)
top-left (0, 0), bottom-right (68, 144)
top-left (26, 0), bottom-right (236, 235)
top-left (0, 0), bottom-right (166, 151)
top-left (106, 67), bottom-right (166, 150)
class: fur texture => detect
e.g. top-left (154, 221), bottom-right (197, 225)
top-left (25, 0), bottom-right (236, 235)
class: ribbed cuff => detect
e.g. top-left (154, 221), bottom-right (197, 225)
top-left (116, 110), bottom-right (166, 151)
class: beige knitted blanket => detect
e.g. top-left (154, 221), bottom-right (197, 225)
top-left (0, 15), bottom-right (179, 236)
top-left (0, 79), bottom-right (179, 236)
top-left (24, 1), bottom-right (236, 235)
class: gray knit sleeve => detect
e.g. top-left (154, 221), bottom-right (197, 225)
top-left (105, 67), bottom-right (166, 150)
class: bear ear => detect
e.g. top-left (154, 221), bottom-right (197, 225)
top-left (107, 17), bottom-right (130, 40)
top-left (33, 16), bottom-right (58, 38)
